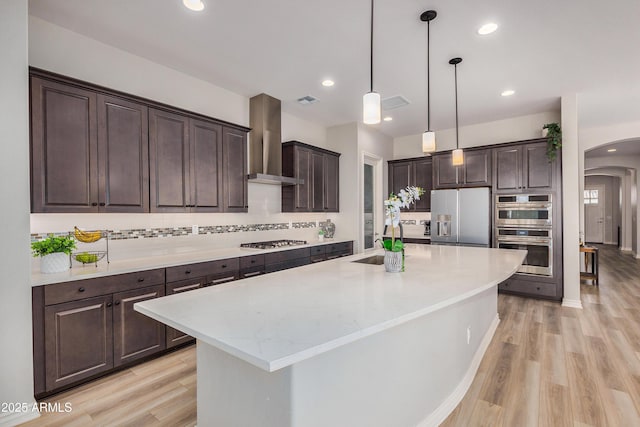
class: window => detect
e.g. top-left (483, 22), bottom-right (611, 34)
top-left (584, 189), bottom-right (599, 205)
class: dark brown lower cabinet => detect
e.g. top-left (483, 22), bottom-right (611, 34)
top-left (113, 285), bottom-right (166, 366)
top-left (34, 241), bottom-right (355, 397)
top-left (166, 278), bottom-right (206, 348)
top-left (44, 295), bottom-right (114, 391)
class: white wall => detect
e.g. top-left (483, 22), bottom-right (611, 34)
top-left (393, 111), bottom-right (560, 159)
top-left (281, 112), bottom-right (327, 149)
top-left (29, 16), bottom-right (248, 126)
top-left (0, 2), bottom-right (39, 425)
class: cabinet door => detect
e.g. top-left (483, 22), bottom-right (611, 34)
top-left (462, 149), bottom-right (491, 187)
top-left (311, 151), bottom-right (325, 211)
top-left (166, 278), bottom-right (206, 348)
top-left (494, 146), bottom-right (521, 191)
top-left (323, 154), bottom-right (340, 212)
top-left (433, 154), bottom-right (459, 189)
top-left (44, 295), bottom-right (113, 391)
top-left (149, 109), bottom-right (190, 212)
top-left (389, 161), bottom-right (412, 197)
top-left (413, 158), bottom-right (432, 211)
top-left (113, 285), bottom-right (166, 367)
top-left (294, 147), bottom-right (312, 211)
top-left (222, 127), bottom-right (248, 212)
top-left (31, 77), bottom-right (98, 213)
top-left (190, 119), bottom-right (223, 212)
top-left (523, 142), bottom-right (553, 189)
top-left (97, 94), bottom-right (149, 213)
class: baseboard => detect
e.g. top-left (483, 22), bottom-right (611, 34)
top-left (417, 313), bottom-right (500, 427)
top-left (0, 407), bottom-right (40, 427)
top-left (562, 298), bottom-right (583, 309)
top-left (620, 246), bottom-right (632, 252)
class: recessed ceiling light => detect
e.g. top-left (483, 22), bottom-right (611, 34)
top-left (607, 148), bottom-right (617, 152)
top-left (321, 80), bottom-right (335, 87)
top-left (501, 90), bottom-right (515, 97)
top-left (383, 116), bottom-right (393, 122)
top-left (478, 23), bottom-right (498, 35)
top-left (183, 0), bottom-right (204, 11)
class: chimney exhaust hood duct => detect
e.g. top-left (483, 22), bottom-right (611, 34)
top-left (248, 93), bottom-right (302, 185)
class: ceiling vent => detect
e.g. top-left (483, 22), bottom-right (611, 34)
top-left (382, 95), bottom-right (411, 110)
top-left (297, 95), bottom-right (319, 105)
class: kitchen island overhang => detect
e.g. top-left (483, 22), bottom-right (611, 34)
top-left (135, 244), bottom-right (525, 426)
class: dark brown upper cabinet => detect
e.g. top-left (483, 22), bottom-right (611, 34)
top-left (31, 77), bottom-right (99, 213)
top-left (98, 94), bottom-right (149, 212)
top-left (282, 141), bottom-right (340, 213)
top-left (149, 110), bottom-right (247, 213)
top-left (493, 141), bottom-right (555, 192)
top-left (31, 77), bottom-right (150, 213)
top-left (388, 157), bottom-right (432, 212)
top-left (432, 148), bottom-right (491, 190)
top-left (30, 69), bottom-right (249, 214)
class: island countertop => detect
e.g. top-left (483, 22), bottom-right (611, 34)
top-left (135, 244), bottom-right (525, 372)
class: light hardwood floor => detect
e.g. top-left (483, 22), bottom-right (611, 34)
top-left (21, 244), bottom-right (640, 426)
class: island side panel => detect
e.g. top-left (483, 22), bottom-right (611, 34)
top-left (196, 286), bottom-right (497, 427)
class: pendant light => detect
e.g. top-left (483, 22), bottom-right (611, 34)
top-left (420, 10), bottom-right (437, 154)
top-left (449, 57), bottom-right (464, 166)
top-left (363, 0), bottom-right (381, 124)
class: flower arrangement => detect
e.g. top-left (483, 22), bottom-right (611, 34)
top-left (380, 186), bottom-right (425, 253)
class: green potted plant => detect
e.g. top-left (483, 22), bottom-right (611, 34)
top-left (378, 186), bottom-right (425, 272)
top-left (543, 122), bottom-right (562, 161)
top-left (318, 228), bottom-right (325, 242)
top-left (31, 234), bottom-right (76, 273)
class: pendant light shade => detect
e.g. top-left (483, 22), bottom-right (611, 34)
top-left (420, 10), bottom-right (437, 154)
top-left (452, 148), bottom-right (464, 166)
top-left (449, 57), bottom-right (464, 166)
top-left (363, 0), bottom-right (380, 124)
top-left (363, 92), bottom-right (381, 124)
top-left (422, 131), bottom-right (436, 153)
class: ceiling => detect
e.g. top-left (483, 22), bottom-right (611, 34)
top-left (28, 0), bottom-right (640, 138)
top-left (585, 138), bottom-right (640, 158)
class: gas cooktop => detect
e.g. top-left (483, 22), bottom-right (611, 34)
top-left (240, 239), bottom-right (307, 250)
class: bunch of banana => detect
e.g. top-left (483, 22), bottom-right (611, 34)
top-left (74, 226), bottom-right (103, 243)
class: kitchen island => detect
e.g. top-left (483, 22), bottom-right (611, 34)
top-left (135, 244), bottom-right (525, 427)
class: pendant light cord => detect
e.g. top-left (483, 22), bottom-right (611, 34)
top-left (454, 63), bottom-right (459, 149)
top-left (427, 19), bottom-right (431, 131)
top-left (370, 0), bottom-right (374, 93)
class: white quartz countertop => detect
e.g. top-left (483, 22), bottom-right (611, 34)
top-left (31, 238), bottom-right (352, 287)
top-left (135, 244), bottom-right (526, 372)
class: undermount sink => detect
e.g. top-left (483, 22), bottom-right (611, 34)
top-left (352, 255), bottom-right (385, 265)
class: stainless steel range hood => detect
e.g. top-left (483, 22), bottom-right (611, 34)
top-left (248, 93), bottom-right (302, 186)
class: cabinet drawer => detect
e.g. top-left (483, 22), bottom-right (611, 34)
top-left (310, 254), bottom-right (327, 263)
top-left (498, 278), bottom-right (556, 298)
top-left (265, 257), bottom-right (310, 273)
top-left (239, 254), bottom-right (265, 269)
top-left (166, 258), bottom-right (238, 283)
top-left (44, 269), bottom-right (165, 306)
top-left (207, 272), bottom-right (239, 286)
top-left (265, 247), bottom-right (311, 265)
top-left (240, 267), bottom-right (265, 279)
top-left (326, 242), bottom-right (351, 254)
top-left (310, 245), bottom-right (326, 256)
top-left (166, 277), bottom-right (207, 294)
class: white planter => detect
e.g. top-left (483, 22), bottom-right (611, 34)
top-left (318, 235), bottom-right (324, 242)
top-left (542, 128), bottom-right (549, 137)
top-left (40, 252), bottom-right (69, 274)
top-left (384, 251), bottom-right (403, 273)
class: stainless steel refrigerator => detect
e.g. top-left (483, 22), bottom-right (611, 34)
top-left (431, 187), bottom-right (491, 247)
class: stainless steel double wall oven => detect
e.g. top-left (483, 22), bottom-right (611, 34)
top-left (495, 194), bottom-right (553, 276)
